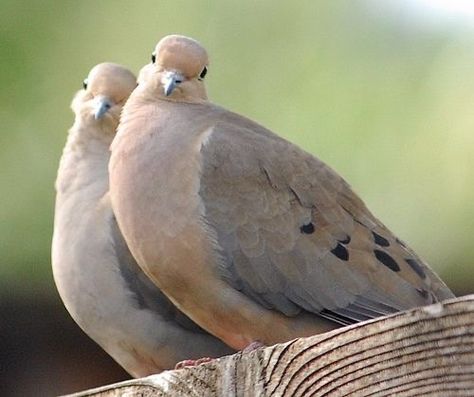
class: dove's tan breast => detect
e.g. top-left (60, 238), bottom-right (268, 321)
top-left (111, 104), bottom-right (245, 344)
top-left (111, 103), bottom-right (216, 287)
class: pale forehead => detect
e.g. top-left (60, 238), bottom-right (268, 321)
top-left (137, 63), bottom-right (153, 85)
top-left (87, 63), bottom-right (136, 98)
top-left (154, 35), bottom-right (208, 77)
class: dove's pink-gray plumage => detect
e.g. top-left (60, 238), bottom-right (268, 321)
top-left (52, 63), bottom-right (233, 377)
top-left (110, 36), bottom-right (454, 350)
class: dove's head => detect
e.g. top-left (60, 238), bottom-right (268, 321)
top-left (143, 35), bottom-right (209, 102)
top-left (72, 63), bottom-right (136, 129)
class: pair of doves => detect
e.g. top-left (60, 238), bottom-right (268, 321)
top-left (52, 35), bottom-right (454, 377)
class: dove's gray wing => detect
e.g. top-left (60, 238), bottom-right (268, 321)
top-left (199, 120), bottom-right (454, 325)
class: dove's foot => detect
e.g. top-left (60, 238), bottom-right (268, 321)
top-left (175, 357), bottom-right (213, 369)
top-left (243, 340), bottom-right (266, 353)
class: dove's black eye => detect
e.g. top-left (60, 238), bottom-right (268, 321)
top-left (151, 52), bottom-right (156, 64)
top-left (199, 66), bottom-right (208, 80)
top-left (82, 79), bottom-right (88, 90)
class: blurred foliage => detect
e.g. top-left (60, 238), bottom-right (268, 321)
top-left (0, 0), bottom-right (473, 295)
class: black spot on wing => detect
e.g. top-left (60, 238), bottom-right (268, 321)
top-left (331, 243), bottom-right (349, 261)
top-left (374, 249), bottom-right (400, 272)
top-left (405, 258), bottom-right (426, 279)
top-left (373, 232), bottom-right (390, 247)
top-left (300, 222), bottom-right (315, 234)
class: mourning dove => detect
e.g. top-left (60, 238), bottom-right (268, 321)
top-left (52, 62), bottom-right (233, 377)
top-left (109, 36), bottom-right (455, 351)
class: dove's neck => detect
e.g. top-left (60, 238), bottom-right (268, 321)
top-left (55, 120), bottom-right (113, 204)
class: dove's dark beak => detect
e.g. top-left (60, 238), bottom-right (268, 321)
top-left (162, 71), bottom-right (183, 96)
top-left (93, 96), bottom-right (112, 119)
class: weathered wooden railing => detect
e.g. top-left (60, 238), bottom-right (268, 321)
top-left (67, 295), bottom-right (474, 396)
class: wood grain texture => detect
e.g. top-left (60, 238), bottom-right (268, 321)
top-left (67, 295), bottom-right (474, 397)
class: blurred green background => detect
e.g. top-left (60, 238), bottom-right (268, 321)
top-left (1, 0), bottom-right (473, 395)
